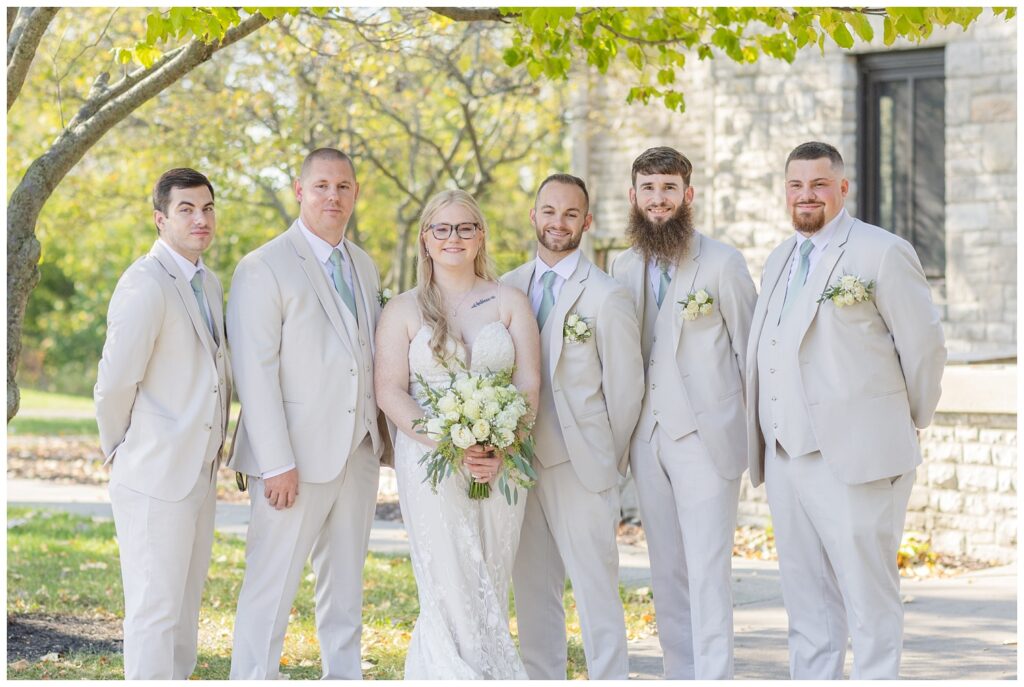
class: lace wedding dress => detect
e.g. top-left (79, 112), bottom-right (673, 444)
top-left (395, 321), bottom-right (529, 680)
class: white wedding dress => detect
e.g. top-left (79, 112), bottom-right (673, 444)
top-left (395, 321), bottom-right (529, 680)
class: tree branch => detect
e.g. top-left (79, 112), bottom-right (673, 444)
top-left (7, 7), bottom-right (59, 111)
top-left (7, 8), bottom-right (19, 40)
top-left (427, 7), bottom-right (514, 23)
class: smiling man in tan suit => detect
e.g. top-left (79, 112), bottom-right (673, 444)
top-left (746, 141), bottom-right (946, 679)
top-left (227, 148), bottom-right (388, 679)
top-left (503, 174), bottom-right (644, 679)
top-left (95, 168), bottom-right (230, 679)
top-left (611, 147), bottom-right (756, 679)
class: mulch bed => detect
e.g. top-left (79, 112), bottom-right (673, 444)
top-left (7, 613), bottom-right (123, 661)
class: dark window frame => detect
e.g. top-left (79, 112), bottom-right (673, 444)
top-left (858, 48), bottom-right (946, 279)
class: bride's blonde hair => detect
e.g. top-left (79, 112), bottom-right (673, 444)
top-left (417, 189), bottom-right (497, 363)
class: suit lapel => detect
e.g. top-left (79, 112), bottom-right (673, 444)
top-left (151, 242), bottom-right (216, 360)
top-left (794, 214), bottom-right (855, 342)
top-left (669, 234), bottom-right (702, 350)
top-left (547, 255), bottom-right (589, 374)
top-left (504, 260), bottom-right (536, 298)
top-left (285, 223), bottom-right (355, 356)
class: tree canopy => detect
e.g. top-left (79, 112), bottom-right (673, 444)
top-left (6, 6), bottom-right (1012, 418)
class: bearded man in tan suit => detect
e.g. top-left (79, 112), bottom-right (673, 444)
top-left (227, 148), bottom-right (389, 679)
top-left (503, 174), bottom-right (644, 679)
top-left (746, 141), bottom-right (946, 679)
top-left (95, 168), bottom-right (230, 679)
top-left (610, 147), bottom-right (757, 679)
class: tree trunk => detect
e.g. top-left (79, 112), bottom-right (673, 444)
top-left (7, 11), bottom-right (272, 422)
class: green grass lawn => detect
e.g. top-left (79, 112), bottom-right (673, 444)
top-left (18, 389), bottom-right (96, 414)
top-left (7, 507), bottom-right (656, 679)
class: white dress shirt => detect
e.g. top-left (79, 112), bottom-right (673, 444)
top-left (157, 238), bottom-right (214, 330)
top-left (646, 259), bottom-right (678, 298)
top-left (530, 250), bottom-right (581, 316)
top-left (786, 208), bottom-right (847, 287)
top-left (298, 218), bottom-right (356, 297)
top-left (262, 221), bottom-right (356, 481)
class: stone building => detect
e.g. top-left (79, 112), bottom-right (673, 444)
top-left (570, 14), bottom-right (1017, 564)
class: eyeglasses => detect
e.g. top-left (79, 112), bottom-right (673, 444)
top-left (425, 222), bottom-right (480, 240)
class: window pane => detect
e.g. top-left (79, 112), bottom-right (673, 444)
top-left (913, 77), bottom-right (946, 278)
top-left (876, 80), bottom-right (911, 240)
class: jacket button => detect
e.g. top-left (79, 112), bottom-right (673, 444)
top-left (773, 422), bottom-right (778, 429)
top-left (651, 384), bottom-right (657, 390)
top-left (652, 337), bottom-right (657, 343)
top-left (213, 388), bottom-right (218, 393)
top-left (204, 423), bottom-right (212, 431)
top-left (771, 395), bottom-right (777, 401)
top-left (769, 368), bottom-right (775, 374)
top-left (347, 409), bottom-right (355, 414)
top-left (771, 339), bottom-right (777, 346)
top-left (653, 410), bottom-right (660, 416)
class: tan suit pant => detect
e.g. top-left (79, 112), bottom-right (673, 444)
top-left (631, 427), bottom-right (740, 679)
top-left (229, 437), bottom-right (379, 680)
top-left (512, 460), bottom-right (627, 679)
top-left (766, 445), bottom-right (914, 679)
top-left (110, 459), bottom-right (217, 680)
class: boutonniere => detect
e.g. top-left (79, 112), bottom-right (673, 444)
top-left (378, 287), bottom-right (394, 307)
top-left (678, 289), bottom-right (714, 321)
top-left (563, 313), bottom-right (593, 343)
top-left (818, 274), bottom-right (874, 307)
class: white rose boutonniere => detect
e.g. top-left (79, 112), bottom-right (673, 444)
top-left (563, 312), bottom-right (593, 343)
top-left (378, 287), bottom-right (394, 307)
top-left (678, 289), bottom-right (714, 321)
top-left (818, 274), bottom-right (874, 307)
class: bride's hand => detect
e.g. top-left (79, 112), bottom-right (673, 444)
top-left (464, 445), bottom-right (501, 483)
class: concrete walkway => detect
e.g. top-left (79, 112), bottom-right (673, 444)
top-left (8, 478), bottom-right (1017, 680)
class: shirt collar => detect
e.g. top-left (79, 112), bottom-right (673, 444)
top-left (534, 249), bottom-right (581, 285)
top-left (298, 217), bottom-right (346, 266)
top-left (158, 238), bottom-right (205, 282)
top-left (795, 207), bottom-right (847, 252)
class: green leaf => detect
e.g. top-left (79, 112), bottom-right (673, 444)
top-left (626, 45), bottom-right (644, 70)
top-left (847, 12), bottom-right (874, 42)
top-left (883, 16), bottom-right (896, 45)
top-left (829, 22), bottom-right (854, 49)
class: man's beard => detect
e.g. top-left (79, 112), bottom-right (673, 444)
top-left (626, 200), bottom-right (695, 265)
top-left (791, 204), bottom-right (826, 233)
top-left (536, 224), bottom-right (582, 254)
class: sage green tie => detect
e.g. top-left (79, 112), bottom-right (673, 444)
top-left (656, 263), bottom-right (672, 308)
top-left (329, 248), bottom-right (358, 321)
top-left (536, 270), bottom-right (557, 330)
top-left (189, 271), bottom-right (216, 342)
top-left (782, 239), bottom-right (815, 316)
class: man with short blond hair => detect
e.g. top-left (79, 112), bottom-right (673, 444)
top-left (228, 148), bottom-right (390, 679)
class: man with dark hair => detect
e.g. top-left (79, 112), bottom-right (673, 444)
top-left (95, 167), bottom-right (230, 679)
top-left (503, 173), bottom-right (643, 679)
top-left (745, 142), bottom-right (946, 679)
top-left (227, 148), bottom-right (391, 679)
top-left (611, 147), bottom-right (756, 679)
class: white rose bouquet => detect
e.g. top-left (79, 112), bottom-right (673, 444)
top-left (412, 367), bottom-right (537, 503)
top-left (678, 288), bottom-right (714, 321)
top-left (563, 312), bottom-right (593, 343)
top-left (818, 274), bottom-right (874, 307)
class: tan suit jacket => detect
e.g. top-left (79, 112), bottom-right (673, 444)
top-left (226, 222), bottom-right (389, 481)
top-left (745, 214), bottom-right (947, 486)
top-left (95, 241), bottom-right (231, 502)
top-left (503, 254), bottom-right (644, 493)
top-left (611, 233), bottom-right (757, 479)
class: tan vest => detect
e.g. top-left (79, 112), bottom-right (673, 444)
top-left (331, 256), bottom-right (381, 455)
top-left (528, 276), bottom-right (572, 468)
top-left (635, 275), bottom-right (698, 443)
top-left (203, 337), bottom-right (229, 465)
top-left (756, 265), bottom-right (818, 459)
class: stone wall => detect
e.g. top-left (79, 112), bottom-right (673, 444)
top-left (575, 13), bottom-right (1016, 357)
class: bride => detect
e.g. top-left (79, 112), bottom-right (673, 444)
top-left (374, 189), bottom-right (541, 679)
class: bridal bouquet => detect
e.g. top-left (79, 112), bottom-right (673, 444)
top-left (413, 367), bottom-right (537, 504)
